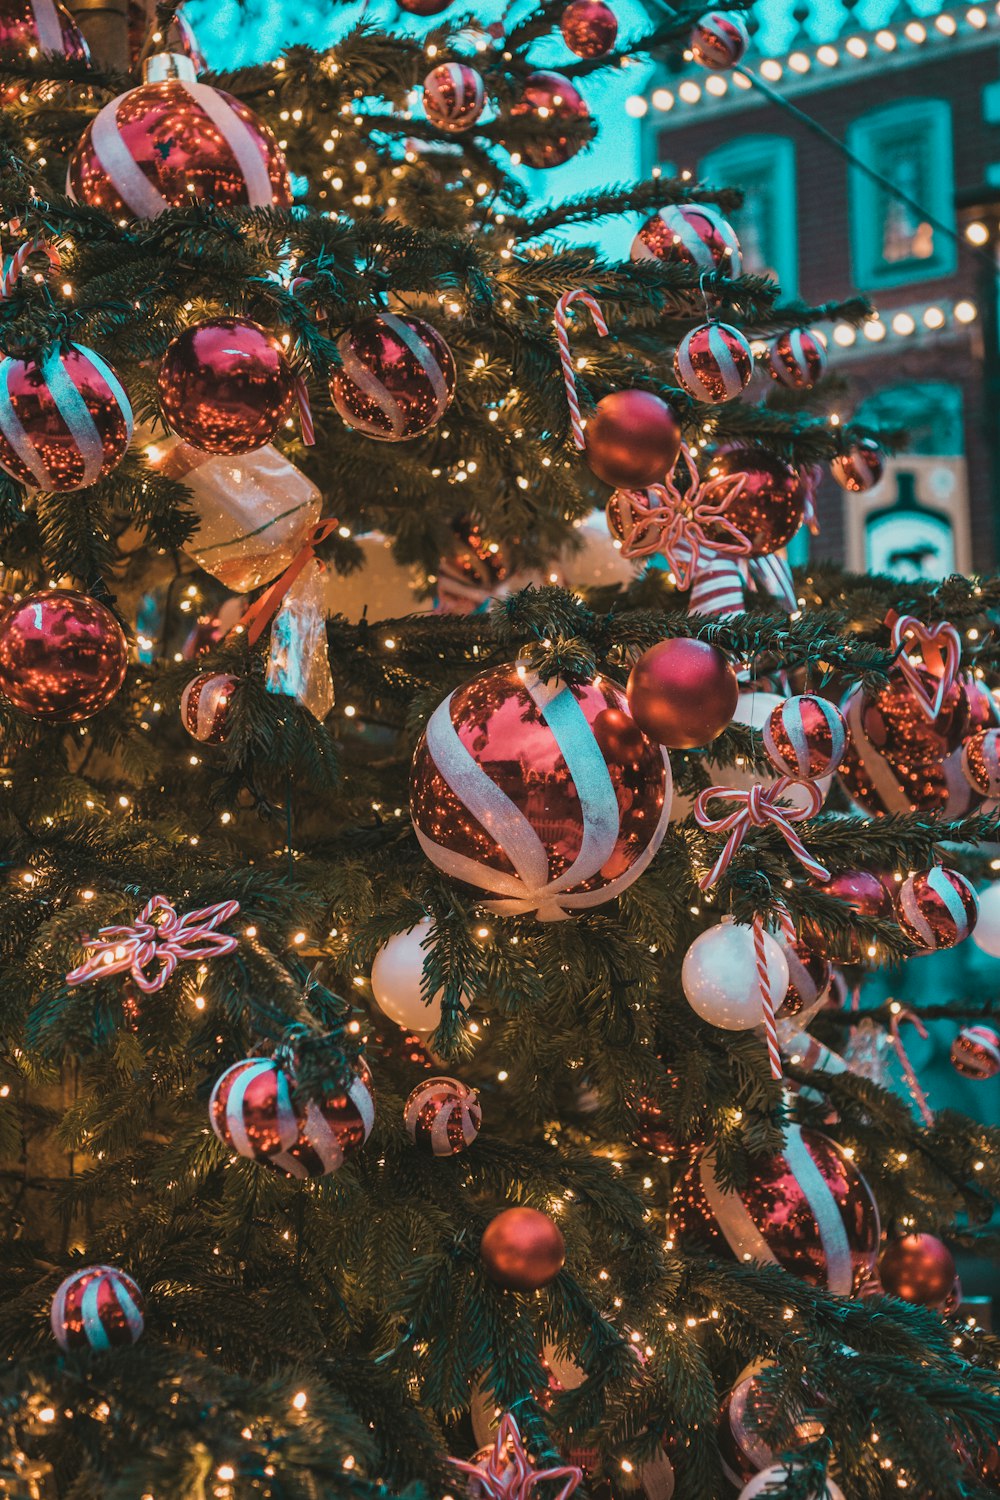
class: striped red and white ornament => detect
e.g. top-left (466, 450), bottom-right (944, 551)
top-left (180, 671), bottom-right (237, 744)
top-left (962, 727), bottom-right (1000, 799)
top-left (0, 0), bottom-right (89, 94)
top-left (209, 1055), bottom-right (374, 1179)
top-left (423, 62), bottom-right (485, 132)
top-left (331, 313), bottom-right (456, 441)
top-left (630, 203), bottom-right (742, 275)
top-left (404, 1075), bottom-right (482, 1155)
top-left (950, 1024), bottom-right (1000, 1080)
top-left (51, 1265), bottom-right (144, 1352)
top-left (777, 932), bottom-right (833, 1025)
top-left (830, 439), bottom-right (884, 493)
top-left (674, 322), bottom-right (754, 402)
top-left (0, 344), bottom-right (132, 491)
top-left (763, 694), bottom-right (848, 781)
top-left (767, 328), bottom-right (828, 390)
top-left (689, 9), bottom-right (750, 69)
top-left (894, 866), bottom-right (979, 951)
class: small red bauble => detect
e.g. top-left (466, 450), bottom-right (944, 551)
top-left (0, 345), bottom-right (132, 491)
top-left (689, 9), bottom-right (750, 68)
top-left (209, 1055), bottom-right (374, 1179)
top-left (67, 54), bottom-right (291, 219)
top-left (631, 202), bottom-right (741, 273)
top-left (480, 1206), bottom-right (565, 1290)
top-left (894, 866), bottom-right (978, 951)
top-left (158, 317), bottom-right (293, 455)
top-left (839, 668), bottom-right (970, 816)
top-left (705, 449), bottom-right (807, 555)
top-left (626, 637), bottom-right (738, 748)
top-left (674, 322), bottom-right (754, 403)
top-left (962, 727), bottom-right (1000, 798)
top-left (802, 869), bottom-right (892, 961)
top-left (560, 0), bottom-right (617, 57)
top-left (180, 671), bottom-right (237, 744)
top-left (332, 313), bottom-right (456, 442)
top-left (583, 388), bottom-right (681, 489)
top-left (951, 1024), bottom-right (1000, 1079)
top-left (0, 589), bottom-right (127, 721)
top-left (879, 1233), bottom-right (955, 1307)
top-left (404, 1075), bottom-right (481, 1155)
top-left (423, 63), bottom-right (485, 132)
top-left (51, 1264), bottom-right (144, 1351)
top-left (777, 934), bottom-right (832, 1021)
top-left (831, 439), bottom-right (883, 493)
top-left (509, 71), bottom-right (589, 169)
top-left (763, 694), bottom-right (848, 780)
top-left (767, 328), bottom-right (827, 390)
top-left (0, 0), bottom-right (88, 94)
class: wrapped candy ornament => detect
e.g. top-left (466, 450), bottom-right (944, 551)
top-left (404, 1076), bottom-right (481, 1154)
top-left (509, 71), bottom-right (589, 168)
top-left (630, 203), bottom-right (742, 274)
top-left (767, 328), bottom-right (828, 390)
top-left (0, 343), bottom-right (132, 491)
top-left (51, 1265), bottom-right (144, 1351)
top-left (332, 313), bottom-right (455, 441)
top-left (893, 866), bottom-right (978, 951)
top-left (674, 322), bottom-right (754, 402)
top-left (560, 0), bottom-right (617, 57)
top-left (763, 694), bottom-right (848, 780)
top-left (264, 558), bottom-right (335, 721)
top-left (157, 317), bottom-right (295, 455)
top-left (0, 589), bottom-right (127, 721)
top-left (950, 1025), bottom-right (1000, 1079)
top-left (689, 10), bottom-right (750, 69)
top-left (423, 63), bottom-right (485, 132)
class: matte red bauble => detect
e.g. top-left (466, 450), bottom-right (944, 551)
top-left (831, 438), bottom-right (883, 493)
top-left (802, 869), bottom-right (892, 961)
top-left (560, 0), bottom-right (617, 57)
top-left (0, 589), bottom-right (127, 721)
top-left (480, 1206), bottom-right (565, 1290)
top-left (0, 0), bottom-right (88, 94)
top-left (0, 345), bottom-right (132, 491)
top-left (423, 62), bottom-right (485, 132)
top-left (67, 54), bottom-right (291, 218)
top-left (894, 866), bottom-right (978, 951)
top-left (840, 668), bottom-right (970, 815)
top-left (705, 449), bottom-right (807, 555)
top-left (509, 71), bottom-right (589, 169)
top-left (157, 318), bottom-right (293, 454)
top-left (879, 1233), bottom-right (955, 1307)
top-left (332, 313), bottom-right (455, 442)
top-left (672, 1127), bottom-right (880, 1295)
top-left (584, 389), bottom-right (681, 489)
top-left (626, 637), bottom-right (738, 748)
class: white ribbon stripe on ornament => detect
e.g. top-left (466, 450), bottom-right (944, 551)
top-left (222, 1059), bottom-right (298, 1159)
top-left (337, 314), bottom-right (450, 439)
top-left (0, 347), bottom-right (131, 489)
top-left (841, 684), bottom-right (918, 814)
top-left (32, 0), bottom-right (68, 51)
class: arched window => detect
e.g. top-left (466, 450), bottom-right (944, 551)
top-left (699, 135), bottom-right (797, 297)
top-left (846, 100), bottom-right (955, 290)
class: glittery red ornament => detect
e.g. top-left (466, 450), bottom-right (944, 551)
top-left (763, 694), bottom-right (848, 780)
top-left (404, 1075), bottom-right (481, 1155)
top-left (0, 345), bottom-right (132, 491)
top-left (210, 1055), bottom-right (374, 1179)
top-left (962, 727), bottom-right (1000, 798)
top-left (560, 0), bottom-right (617, 56)
top-left (127, 0), bottom-right (204, 70)
top-left (705, 450), bottom-right (807, 555)
top-left (0, 589), bottom-right (127, 721)
top-left (839, 667), bottom-right (969, 816)
top-left (626, 637), bottom-right (738, 748)
top-left (480, 1206), bottom-right (565, 1290)
top-left (0, 0), bottom-right (88, 94)
top-left (802, 869), bottom-right (892, 961)
top-left (767, 328), bottom-right (827, 390)
top-left (180, 670), bottom-right (237, 744)
top-left (332, 313), bottom-right (455, 442)
top-left (675, 323), bottom-right (754, 403)
top-left (509, 71), bottom-right (589, 169)
top-left (879, 1233), bottom-right (955, 1307)
top-left (67, 53), bottom-right (291, 219)
top-left (672, 1127), bottom-right (880, 1295)
top-left (157, 317), bottom-right (293, 455)
top-left (830, 439), bottom-right (883, 493)
top-left (631, 203), bottom-right (741, 272)
top-left (894, 866), bottom-right (978, 951)
top-left (423, 62), bottom-right (485, 132)
top-left (51, 1265), bottom-right (144, 1351)
top-left (950, 1024), bottom-right (1000, 1079)
top-left (583, 389), bottom-right (681, 489)
top-left (689, 9), bottom-right (750, 68)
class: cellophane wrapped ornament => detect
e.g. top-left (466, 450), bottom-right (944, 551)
top-left (265, 558), bottom-right (335, 721)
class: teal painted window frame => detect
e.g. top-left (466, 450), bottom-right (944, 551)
top-left (698, 135), bottom-right (798, 298)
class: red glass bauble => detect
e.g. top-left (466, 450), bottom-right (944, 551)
top-left (0, 589), bottom-right (127, 721)
top-left (962, 727), bottom-right (1000, 798)
top-left (629, 1069), bottom-right (704, 1161)
top-left (0, 345), bottom-right (132, 491)
top-left (950, 1024), bottom-right (1000, 1079)
top-left (802, 869), bottom-right (892, 961)
top-left (0, 0), bottom-right (88, 95)
top-left (763, 693), bottom-right (847, 779)
top-left (830, 438), bottom-right (883, 493)
top-left (777, 935), bottom-right (832, 1020)
top-left (180, 670), bottom-right (237, 743)
top-left (409, 662), bottom-right (672, 920)
top-left (879, 1233), bottom-right (955, 1307)
top-left (423, 62), bottom-right (485, 132)
top-left (894, 866), bottom-right (978, 951)
top-left (509, 71), bottom-right (589, 169)
top-left (689, 8), bottom-right (750, 68)
top-left (767, 328), bottom-right (827, 390)
top-left (631, 203), bottom-right (741, 273)
top-left (839, 668), bottom-right (970, 815)
top-left (626, 637), bottom-right (738, 748)
top-left (404, 1075), bottom-right (481, 1155)
top-left (560, 0), bottom-right (617, 57)
top-left (583, 389), bottom-right (681, 489)
top-left (674, 322), bottom-right (754, 403)
top-left (332, 313), bottom-right (455, 441)
top-left (672, 1127), bottom-right (880, 1295)
top-left (66, 56), bottom-right (291, 218)
top-left (126, 1), bottom-right (204, 70)
top-left (157, 318), bottom-right (293, 454)
top-left (210, 1056), bottom-right (374, 1179)
top-left (480, 1206), bottom-right (565, 1290)
top-left (705, 449), bottom-right (807, 555)
top-left (51, 1265), bottom-right (144, 1351)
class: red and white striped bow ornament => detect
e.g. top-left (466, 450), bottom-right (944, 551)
top-left (887, 609), bottom-right (962, 721)
top-left (66, 894), bottom-right (240, 993)
top-left (693, 780), bottom-right (830, 893)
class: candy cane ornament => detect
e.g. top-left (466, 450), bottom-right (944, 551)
top-left (888, 1008), bottom-right (934, 1127)
top-left (553, 288), bottom-right (609, 451)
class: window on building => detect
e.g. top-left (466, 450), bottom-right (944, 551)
top-left (856, 382), bottom-right (964, 455)
top-left (699, 135), bottom-right (797, 297)
top-left (846, 101), bottom-right (956, 290)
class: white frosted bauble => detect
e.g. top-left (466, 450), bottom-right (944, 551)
top-left (738, 1465), bottom-right (844, 1500)
top-left (326, 532), bottom-right (428, 622)
top-left (371, 919), bottom-right (444, 1030)
top-left (560, 509), bottom-right (639, 591)
top-left (972, 880), bottom-right (1000, 958)
top-left (682, 920), bottom-right (789, 1030)
top-left (714, 689), bottom-right (831, 814)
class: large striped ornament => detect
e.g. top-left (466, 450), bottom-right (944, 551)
top-left (767, 328), bottom-right (828, 390)
top-left (830, 439), bottom-right (883, 493)
top-left (332, 314), bottom-right (456, 442)
top-left (404, 1076), bottom-right (482, 1155)
top-left (0, 0), bottom-right (88, 90)
top-left (718, 1361), bottom-right (824, 1490)
top-left (838, 669), bottom-right (970, 816)
top-left (763, 694), bottom-right (847, 781)
top-left (674, 322), bottom-right (754, 403)
top-left (894, 867), bottom-right (978, 951)
top-left (409, 663), bottom-right (672, 920)
top-left (180, 671), bottom-right (237, 744)
top-left (630, 203), bottom-right (742, 275)
top-left (0, 345), bottom-right (132, 491)
top-left (689, 9), bottom-right (750, 69)
top-left (66, 57), bottom-right (291, 220)
top-left (962, 727), bottom-right (1000, 798)
top-left (672, 1126), bottom-right (881, 1296)
top-left (423, 63), bottom-right (485, 133)
top-left (51, 1265), bottom-right (144, 1352)
top-left (950, 1024), bottom-right (1000, 1080)
top-left (210, 1056), bottom-right (375, 1179)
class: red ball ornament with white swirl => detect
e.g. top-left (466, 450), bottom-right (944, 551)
top-left (210, 1055), bottom-right (374, 1178)
top-left (719, 1361), bottom-right (824, 1491)
top-left (331, 313), bottom-right (455, 442)
top-left (951, 1024), bottom-right (1000, 1079)
top-left (894, 867), bottom-right (978, 951)
top-left (180, 671), bottom-right (237, 744)
top-left (0, 589), bottom-right (127, 721)
top-left (0, 0), bottom-right (89, 95)
top-left (763, 695), bottom-right (848, 780)
top-left (404, 1076), bottom-right (481, 1155)
top-left (705, 449), bottom-right (807, 554)
top-left (767, 328), bottom-right (828, 390)
top-left (158, 317), bottom-right (294, 455)
top-left (0, 344), bottom-right (132, 491)
top-left (631, 202), bottom-right (742, 275)
top-left (674, 322), bottom-right (754, 402)
top-left (509, 71), bottom-right (589, 168)
top-left (560, 0), bottom-right (617, 56)
top-left (409, 662), bottom-right (672, 921)
top-left (962, 727), bottom-right (1000, 799)
top-left (51, 1265), bottom-right (144, 1351)
top-left (423, 63), bottom-right (485, 132)
top-left (66, 53), bottom-right (291, 219)
top-left (831, 439), bottom-right (884, 492)
top-left (689, 9), bottom-right (750, 68)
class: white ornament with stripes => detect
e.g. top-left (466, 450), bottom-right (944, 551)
top-left (681, 919), bottom-right (788, 1032)
top-left (0, 344), bottom-right (133, 492)
top-left (180, 671), bottom-right (236, 744)
top-left (674, 322), bottom-right (754, 403)
top-left (893, 866), bottom-right (979, 951)
top-left (51, 1265), bottom-right (145, 1351)
top-left (405, 1076), bottom-right (482, 1155)
top-left (951, 1024), bottom-right (1000, 1079)
top-left (630, 203), bottom-right (742, 275)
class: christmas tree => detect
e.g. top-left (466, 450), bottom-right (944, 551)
top-left (0, 1), bottom-right (998, 1498)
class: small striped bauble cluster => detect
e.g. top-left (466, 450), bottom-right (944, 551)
top-left (830, 438), bottom-right (884, 492)
top-left (763, 694), bottom-right (848, 781)
top-left (630, 203), bottom-right (742, 274)
top-left (767, 328), bottom-right (828, 390)
top-left (332, 313), bottom-right (456, 442)
top-left (180, 672), bottom-right (238, 744)
top-left (210, 1055), bottom-right (375, 1179)
top-left (893, 866), bottom-right (979, 951)
top-left (689, 9), bottom-right (750, 69)
top-left (950, 1024), bottom-right (1000, 1079)
top-left (423, 63), bottom-right (485, 132)
top-left (404, 1076), bottom-right (482, 1155)
top-left (0, 344), bottom-right (132, 491)
top-left (51, 1265), bottom-right (144, 1352)
top-left (962, 727), bottom-right (1000, 799)
top-left (674, 322), bottom-right (754, 402)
